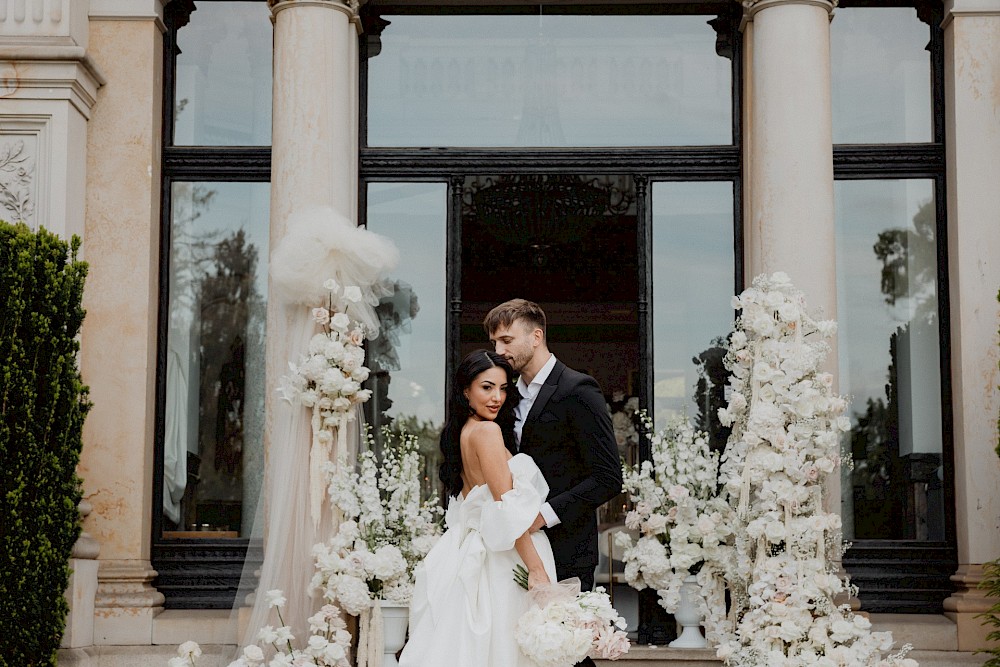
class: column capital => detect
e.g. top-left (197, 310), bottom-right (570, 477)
top-left (269, 0), bottom-right (365, 33)
top-left (943, 0), bottom-right (1000, 27)
top-left (740, 0), bottom-right (837, 20)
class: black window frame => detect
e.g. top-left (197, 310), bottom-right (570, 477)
top-left (832, 0), bottom-right (956, 613)
top-left (152, 0), bottom-right (271, 609)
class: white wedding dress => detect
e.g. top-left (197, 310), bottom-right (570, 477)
top-left (399, 453), bottom-right (558, 667)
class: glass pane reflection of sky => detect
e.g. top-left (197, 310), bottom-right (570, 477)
top-left (368, 15), bottom-right (732, 147)
top-left (831, 8), bottom-right (932, 144)
top-left (652, 182), bottom-right (735, 430)
top-left (174, 2), bottom-right (273, 146)
top-left (366, 183), bottom-right (448, 430)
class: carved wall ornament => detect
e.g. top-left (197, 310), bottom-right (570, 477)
top-left (0, 138), bottom-right (35, 226)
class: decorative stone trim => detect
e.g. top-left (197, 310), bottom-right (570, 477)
top-left (0, 114), bottom-right (48, 229)
top-left (943, 0), bottom-right (1000, 27)
top-left (0, 0), bottom-right (88, 45)
top-left (89, 0), bottom-right (168, 33)
top-left (0, 50), bottom-right (106, 116)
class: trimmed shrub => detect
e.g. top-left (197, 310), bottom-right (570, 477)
top-left (0, 221), bottom-right (90, 667)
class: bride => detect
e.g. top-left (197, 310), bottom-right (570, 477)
top-left (399, 350), bottom-right (558, 667)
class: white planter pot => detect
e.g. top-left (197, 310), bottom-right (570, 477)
top-left (381, 604), bottom-right (409, 667)
top-left (668, 575), bottom-right (708, 649)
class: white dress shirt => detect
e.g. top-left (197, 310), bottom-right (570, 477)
top-left (514, 353), bottom-right (561, 527)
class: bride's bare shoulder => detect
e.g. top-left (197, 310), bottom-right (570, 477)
top-left (464, 420), bottom-right (505, 451)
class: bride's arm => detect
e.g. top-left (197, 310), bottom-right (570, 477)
top-left (472, 423), bottom-right (551, 589)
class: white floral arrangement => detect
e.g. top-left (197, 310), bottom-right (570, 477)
top-left (516, 583), bottom-right (630, 667)
top-left (168, 591), bottom-right (353, 667)
top-left (313, 428), bottom-right (443, 616)
top-left (277, 278), bottom-right (374, 527)
top-left (616, 416), bottom-right (732, 643)
top-left (714, 272), bottom-right (915, 666)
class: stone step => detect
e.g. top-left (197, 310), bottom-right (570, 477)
top-left (593, 646), bottom-right (983, 667)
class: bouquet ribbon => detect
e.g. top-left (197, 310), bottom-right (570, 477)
top-left (526, 577), bottom-right (582, 609)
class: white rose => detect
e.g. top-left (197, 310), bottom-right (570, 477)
top-left (343, 285), bottom-right (363, 302)
top-left (323, 278), bottom-right (340, 292)
top-left (644, 514), bottom-right (668, 535)
top-left (243, 645), bottom-right (265, 664)
top-left (330, 312), bottom-right (351, 331)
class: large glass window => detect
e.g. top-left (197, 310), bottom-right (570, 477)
top-left (651, 182), bottom-right (735, 448)
top-left (163, 181), bottom-right (270, 538)
top-left (835, 179), bottom-right (943, 542)
top-left (364, 183), bottom-right (448, 497)
top-left (367, 13), bottom-right (732, 147)
top-left (831, 7), bottom-right (932, 143)
top-left (174, 1), bottom-right (272, 145)
top-left (156, 0), bottom-right (274, 609)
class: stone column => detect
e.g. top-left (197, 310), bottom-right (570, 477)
top-left (81, 0), bottom-right (169, 645)
top-left (941, 0), bottom-right (1000, 651)
top-left (265, 0), bottom-right (361, 440)
top-left (741, 0), bottom-right (838, 321)
top-left (739, 0), bottom-right (840, 519)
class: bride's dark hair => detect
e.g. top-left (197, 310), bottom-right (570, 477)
top-left (438, 349), bottom-right (520, 503)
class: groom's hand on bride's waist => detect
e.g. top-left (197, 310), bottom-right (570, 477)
top-left (529, 513), bottom-right (546, 533)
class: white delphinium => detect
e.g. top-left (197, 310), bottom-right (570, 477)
top-left (714, 272), bottom-right (915, 666)
top-left (315, 427), bottom-right (443, 615)
top-left (617, 417), bottom-right (732, 644)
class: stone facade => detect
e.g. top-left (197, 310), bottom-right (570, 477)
top-left (0, 0), bottom-right (997, 664)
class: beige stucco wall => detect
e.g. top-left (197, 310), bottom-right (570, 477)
top-left (80, 15), bottom-right (166, 644)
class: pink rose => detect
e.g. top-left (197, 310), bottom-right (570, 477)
top-left (311, 307), bottom-right (330, 325)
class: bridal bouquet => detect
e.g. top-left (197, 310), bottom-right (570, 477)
top-left (277, 278), bottom-right (375, 526)
top-left (313, 428), bottom-right (443, 615)
top-left (616, 416), bottom-right (732, 643)
top-left (515, 580), bottom-right (630, 667)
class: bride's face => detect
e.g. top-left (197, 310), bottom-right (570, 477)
top-left (464, 366), bottom-right (508, 421)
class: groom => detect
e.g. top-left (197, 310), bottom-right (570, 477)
top-left (484, 299), bottom-right (623, 595)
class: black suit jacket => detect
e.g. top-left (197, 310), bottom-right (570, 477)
top-left (515, 360), bottom-right (623, 577)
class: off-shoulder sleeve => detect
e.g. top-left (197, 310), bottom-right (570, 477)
top-left (478, 454), bottom-right (550, 552)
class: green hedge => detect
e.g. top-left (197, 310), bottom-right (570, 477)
top-left (0, 221), bottom-right (90, 667)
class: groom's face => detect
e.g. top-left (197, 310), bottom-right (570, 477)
top-left (489, 319), bottom-right (538, 373)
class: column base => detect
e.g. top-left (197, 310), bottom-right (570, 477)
top-left (94, 560), bottom-right (165, 646)
top-left (943, 563), bottom-right (1000, 652)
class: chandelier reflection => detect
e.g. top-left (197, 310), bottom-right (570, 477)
top-left (463, 175), bottom-right (636, 266)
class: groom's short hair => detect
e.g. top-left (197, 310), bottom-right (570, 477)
top-left (484, 299), bottom-right (547, 338)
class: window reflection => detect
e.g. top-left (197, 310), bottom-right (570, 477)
top-left (651, 182), bottom-right (735, 449)
top-left (835, 180), bottom-right (944, 541)
top-left (831, 8), bottom-right (932, 143)
top-left (174, 2), bottom-right (272, 146)
top-left (368, 14), bottom-right (731, 147)
top-left (163, 182), bottom-right (269, 538)
top-left (364, 183), bottom-right (448, 499)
